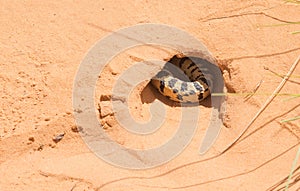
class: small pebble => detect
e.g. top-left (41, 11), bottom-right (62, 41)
top-left (102, 123), bottom-right (109, 130)
top-left (52, 133), bottom-right (65, 143)
top-left (37, 144), bottom-right (44, 151)
top-left (65, 111), bottom-right (72, 115)
top-left (100, 94), bottom-right (112, 101)
top-left (28, 136), bottom-right (35, 142)
top-left (48, 143), bottom-right (56, 148)
top-left (98, 101), bottom-right (113, 118)
top-left (71, 125), bottom-right (82, 133)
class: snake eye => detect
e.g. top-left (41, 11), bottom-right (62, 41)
top-left (198, 93), bottom-right (203, 101)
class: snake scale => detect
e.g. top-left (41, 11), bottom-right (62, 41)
top-left (151, 54), bottom-right (211, 103)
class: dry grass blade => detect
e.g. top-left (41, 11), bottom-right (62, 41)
top-left (244, 79), bottom-right (263, 101)
top-left (281, 116), bottom-right (300, 123)
top-left (266, 166), bottom-right (300, 191)
top-left (284, 0), bottom-right (300, 4)
top-left (285, 147), bottom-right (300, 190)
top-left (264, 66), bottom-right (300, 85)
top-left (221, 55), bottom-right (300, 154)
top-left (292, 31), bottom-right (300, 35)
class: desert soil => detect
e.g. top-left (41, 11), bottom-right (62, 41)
top-left (1, 1), bottom-right (300, 190)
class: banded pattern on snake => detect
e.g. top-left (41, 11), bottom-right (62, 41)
top-left (151, 54), bottom-right (211, 103)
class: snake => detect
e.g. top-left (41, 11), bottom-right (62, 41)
top-left (151, 54), bottom-right (211, 103)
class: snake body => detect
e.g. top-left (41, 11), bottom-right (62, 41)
top-left (151, 54), bottom-right (211, 103)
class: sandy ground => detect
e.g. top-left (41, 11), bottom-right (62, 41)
top-left (1, 0), bottom-right (300, 190)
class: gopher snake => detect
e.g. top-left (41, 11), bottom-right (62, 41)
top-left (151, 54), bottom-right (211, 103)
